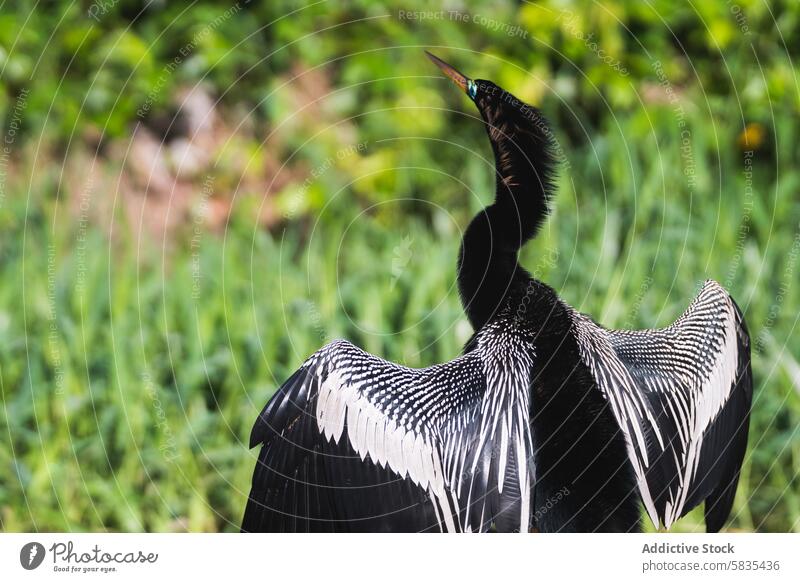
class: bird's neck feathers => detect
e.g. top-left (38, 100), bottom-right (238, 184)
top-left (458, 103), bottom-right (558, 331)
top-left (484, 104), bottom-right (557, 249)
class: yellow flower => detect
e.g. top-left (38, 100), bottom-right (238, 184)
top-left (737, 122), bottom-right (766, 151)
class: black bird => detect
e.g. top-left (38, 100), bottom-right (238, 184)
top-left (241, 53), bottom-right (753, 533)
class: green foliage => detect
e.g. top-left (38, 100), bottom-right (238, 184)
top-left (0, 0), bottom-right (798, 532)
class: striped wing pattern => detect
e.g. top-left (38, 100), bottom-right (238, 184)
top-left (573, 280), bottom-right (752, 530)
top-left (243, 333), bottom-right (536, 532)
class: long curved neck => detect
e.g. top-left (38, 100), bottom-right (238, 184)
top-left (458, 115), bottom-right (555, 330)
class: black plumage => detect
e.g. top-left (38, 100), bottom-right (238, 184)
top-left (241, 53), bottom-right (752, 533)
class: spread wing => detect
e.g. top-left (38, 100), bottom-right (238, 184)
top-left (574, 280), bottom-right (752, 531)
top-left (241, 339), bottom-right (535, 532)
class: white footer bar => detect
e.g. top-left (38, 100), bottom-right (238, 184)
top-left (1, 533), bottom-right (798, 581)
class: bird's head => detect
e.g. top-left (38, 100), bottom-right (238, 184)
top-left (425, 51), bottom-right (550, 148)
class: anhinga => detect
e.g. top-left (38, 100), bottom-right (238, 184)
top-left (241, 53), bottom-right (752, 533)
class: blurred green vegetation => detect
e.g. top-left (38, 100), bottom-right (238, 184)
top-left (0, 0), bottom-right (798, 532)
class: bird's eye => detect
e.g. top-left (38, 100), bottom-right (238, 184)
top-left (467, 80), bottom-right (478, 100)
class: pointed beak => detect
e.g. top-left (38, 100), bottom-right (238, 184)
top-left (425, 51), bottom-right (470, 94)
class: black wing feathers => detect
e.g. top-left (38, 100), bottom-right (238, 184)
top-left (243, 365), bottom-right (441, 532)
top-left (700, 298), bottom-right (752, 532)
top-left (242, 335), bottom-right (537, 533)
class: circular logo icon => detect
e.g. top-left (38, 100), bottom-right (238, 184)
top-left (20, 542), bottom-right (46, 570)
